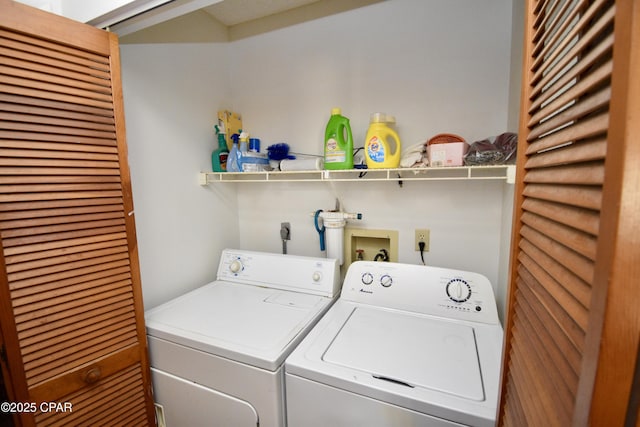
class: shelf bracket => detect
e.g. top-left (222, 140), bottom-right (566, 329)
top-left (198, 172), bottom-right (209, 186)
top-left (506, 165), bottom-right (516, 184)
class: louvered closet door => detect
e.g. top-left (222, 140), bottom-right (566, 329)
top-left (500, 0), bottom-right (640, 425)
top-left (0, 1), bottom-right (154, 426)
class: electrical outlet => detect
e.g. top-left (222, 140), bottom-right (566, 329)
top-left (280, 222), bottom-right (291, 240)
top-left (415, 229), bottom-right (430, 252)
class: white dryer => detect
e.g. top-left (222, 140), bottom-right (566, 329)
top-left (145, 249), bottom-right (339, 427)
top-left (285, 261), bottom-right (503, 427)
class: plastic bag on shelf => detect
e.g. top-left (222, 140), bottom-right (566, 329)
top-left (464, 132), bottom-right (517, 166)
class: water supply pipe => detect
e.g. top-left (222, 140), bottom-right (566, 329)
top-left (313, 208), bottom-right (362, 265)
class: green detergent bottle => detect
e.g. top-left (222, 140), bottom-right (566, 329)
top-left (211, 124), bottom-right (229, 172)
top-left (324, 108), bottom-right (354, 170)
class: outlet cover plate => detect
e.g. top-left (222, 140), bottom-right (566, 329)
top-left (415, 229), bottom-right (430, 251)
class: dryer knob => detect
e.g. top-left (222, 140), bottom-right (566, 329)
top-left (229, 259), bottom-right (243, 274)
top-left (312, 271), bottom-right (322, 282)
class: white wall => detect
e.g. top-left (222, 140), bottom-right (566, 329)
top-left (229, 0), bottom-right (513, 148)
top-left (120, 0), bottom-right (516, 318)
top-left (237, 180), bottom-right (507, 282)
top-left (120, 43), bottom-right (239, 310)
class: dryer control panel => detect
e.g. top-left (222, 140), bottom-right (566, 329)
top-left (341, 261), bottom-right (500, 325)
top-left (217, 249), bottom-right (340, 298)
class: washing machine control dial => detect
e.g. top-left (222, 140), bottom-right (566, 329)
top-left (361, 272), bottom-right (374, 285)
top-left (380, 274), bottom-right (393, 288)
top-left (312, 271), bottom-right (322, 282)
top-left (229, 259), bottom-right (243, 274)
top-left (446, 278), bottom-right (471, 302)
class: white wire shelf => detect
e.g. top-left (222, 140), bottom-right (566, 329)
top-left (198, 165), bottom-right (516, 185)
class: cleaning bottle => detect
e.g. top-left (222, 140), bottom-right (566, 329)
top-left (236, 131), bottom-right (249, 171)
top-left (364, 113), bottom-right (401, 169)
top-left (239, 131), bottom-right (249, 153)
top-left (323, 108), bottom-right (354, 170)
top-left (211, 124), bottom-right (229, 172)
top-left (227, 133), bottom-right (241, 172)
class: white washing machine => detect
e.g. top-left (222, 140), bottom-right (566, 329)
top-left (285, 261), bottom-right (503, 427)
top-left (145, 249), bottom-right (339, 427)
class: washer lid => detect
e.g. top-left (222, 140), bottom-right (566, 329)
top-left (145, 281), bottom-right (331, 371)
top-left (322, 307), bottom-right (484, 401)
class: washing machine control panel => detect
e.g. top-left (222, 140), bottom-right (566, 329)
top-left (343, 261), bottom-right (500, 325)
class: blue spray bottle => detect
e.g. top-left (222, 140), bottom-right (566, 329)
top-left (227, 133), bottom-right (241, 172)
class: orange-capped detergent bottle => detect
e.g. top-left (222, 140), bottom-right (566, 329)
top-left (364, 113), bottom-right (401, 169)
top-left (324, 108), bottom-right (354, 170)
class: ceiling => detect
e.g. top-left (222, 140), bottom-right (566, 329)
top-left (202, 0), bottom-right (322, 26)
top-left (112, 0), bottom-right (384, 43)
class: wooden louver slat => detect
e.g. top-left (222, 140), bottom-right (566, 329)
top-left (0, 57), bottom-right (111, 94)
top-left (513, 292), bottom-right (576, 405)
top-left (0, 101), bottom-right (116, 127)
top-left (1, 112), bottom-right (117, 133)
top-left (516, 274), bottom-right (582, 376)
top-left (0, 29), bottom-right (110, 70)
top-left (0, 140), bottom-right (118, 155)
top-left (0, 122), bottom-right (116, 140)
top-left (0, 68), bottom-right (113, 100)
top-left (500, 0), bottom-right (617, 425)
top-left (20, 304), bottom-right (131, 346)
top-left (520, 221), bottom-right (595, 285)
top-left (0, 149), bottom-right (119, 162)
top-left (531, 0), bottom-right (569, 47)
top-left (1, 210), bottom-right (125, 232)
top-left (5, 237), bottom-right (129, 271)
top-left (522, 197), bottom-right (599, 236)
top-left (523, 183), bottom-right (602, 210)
top-left (521, 210), bottom-right (597, 259)
top-left (528, 85), bottom-right (611, 141)
top-left (0, 83), bottom-right (115, 111)
top-left (525, 112), bottom-right (609, 155)
top-left (530, 0), bottom-right (613, 89)
top-left (524, 137), bottom-right (606, 168)
top-left (2, 232), bottom-right (128, 260)
top-left (0, 93), bottom-right (115, 120)
top-left (524, 162), bottom-right (605, 185)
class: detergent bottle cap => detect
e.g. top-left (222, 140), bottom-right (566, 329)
top-left (331, 107), bottom-right (342, 116)
top-left (370, 112), bottom-right (390, 123)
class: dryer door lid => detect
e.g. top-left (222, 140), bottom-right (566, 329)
top-left (322, 307), bottom-right (484, 401)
